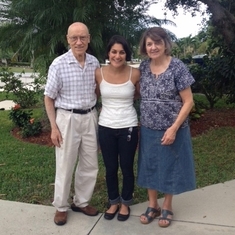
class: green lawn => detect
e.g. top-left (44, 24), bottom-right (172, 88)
top-left (0, 91), bottom-right (14, 101)
top-left (0, 108), bottom-right (235, 212)
top-left (8, 66), bottom-right (34, 73)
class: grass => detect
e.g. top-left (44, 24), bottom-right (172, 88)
top-left (0, 111), bottom-right (55, 205)
top-left (0, 91), bottom-right (14, 101)
top-left (0, 97), bottom-right (235, 212)
top-left (193, 127), bottom-right (235, 187)
top-left (8, 66), bottom-right (34, 73)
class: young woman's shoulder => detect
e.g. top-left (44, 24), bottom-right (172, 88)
top-left (95, 67), bottom-right (101, 75)
top-left (95, 67), bottom-right (102, 84)
top-left (133, 66), bottom-right (140, 75)
top-left (130, 66), bottom-right (140, 83)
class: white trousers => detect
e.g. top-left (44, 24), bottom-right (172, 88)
top-left (52, 108), bottom-right (98, 211)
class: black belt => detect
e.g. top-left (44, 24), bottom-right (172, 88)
top-left (63, 106), bottom-right (95, 114)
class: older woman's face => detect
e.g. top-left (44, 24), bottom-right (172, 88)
top-left (145, 37), bottom-right (166, 59)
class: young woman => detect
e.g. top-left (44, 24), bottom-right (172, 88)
top-left (137, 27), bottom-right (196, 228)
top-left (95, 35), bottom-right (140, 221)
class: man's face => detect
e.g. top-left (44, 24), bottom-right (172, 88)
top-left (67, 23), bottom-right (90, 57)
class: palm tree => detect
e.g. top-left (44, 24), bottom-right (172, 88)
top-left (174, 35), bottom-right (199, 58)
top-left (0, 0), bottom-right (175, 68)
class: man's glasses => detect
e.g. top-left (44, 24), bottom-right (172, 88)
top-left (68, 36), bottom-right (88, 42)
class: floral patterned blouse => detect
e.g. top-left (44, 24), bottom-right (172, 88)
top-left (139, 57), bottom-right (195, 130)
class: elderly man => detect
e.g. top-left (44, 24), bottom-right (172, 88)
top-left (44, 22), bottom-right (99, 226)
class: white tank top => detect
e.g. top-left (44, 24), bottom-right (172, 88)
top-left (98, 67), bottom-right (138, 128)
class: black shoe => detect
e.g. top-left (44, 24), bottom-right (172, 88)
top-left (104, 205), bottom-right (119, 220)
top-left (117, 207), bottom-right (130, 221)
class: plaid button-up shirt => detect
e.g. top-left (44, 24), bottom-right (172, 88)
top-left (44, 49), bottom-right (99, 109)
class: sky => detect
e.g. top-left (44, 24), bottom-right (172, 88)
top-left (148, 2), bottom-right (208, 39)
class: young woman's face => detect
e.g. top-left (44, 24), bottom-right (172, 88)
top-left (145, 37), bottom-right (166, 59)
top-left (108, 43), bottom-right (126, 67)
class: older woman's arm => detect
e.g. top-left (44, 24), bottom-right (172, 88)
top-left (161, 87), bottom-right (194, 145)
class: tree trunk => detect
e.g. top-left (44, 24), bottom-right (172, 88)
top-left (200, 0), bottom-right (235, 53)
top-left (30, 50), bottom-right (34, 69)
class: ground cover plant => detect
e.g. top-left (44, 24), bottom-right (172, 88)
top-left (0, 95), bottom-right (235, 212)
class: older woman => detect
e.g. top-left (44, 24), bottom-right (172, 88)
top-left (137, 27), bottom-right (196, 228)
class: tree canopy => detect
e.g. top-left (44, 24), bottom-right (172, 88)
top-left (0, 0), bottom-right (234, 69)
top-left (164, 0), bottom-right (235, 53)
top-left (0, 0), bottom-right (173, 66)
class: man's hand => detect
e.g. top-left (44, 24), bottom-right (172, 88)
top-left (51, 127), bottom-right (63, 147)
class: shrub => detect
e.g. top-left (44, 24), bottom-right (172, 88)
top-left (189, 59), bottom-right (222, 109)
top-left (9, 104), bottom-right (32, 128)
top-left (190, 103), bottom-right (206, 120)
top-left (21, 120), bottom-right (42, 138)
top-left (0, 67), bottom-right (41, 108)
top-left (9, 104), bottom-right (42, 138)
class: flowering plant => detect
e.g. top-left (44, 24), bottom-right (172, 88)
top-left (9, 104), bottom-right (32, 128)
top-left (9, 104), bottom-right (42, 138)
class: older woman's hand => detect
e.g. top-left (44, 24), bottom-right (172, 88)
top-left (161, 127), bottom-right (177, 145)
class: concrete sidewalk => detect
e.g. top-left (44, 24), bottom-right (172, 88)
top-left (0, 99), bottom-right (234, 234)
top-left (0, 100), bottom-right (15, 110)
top-left (0, 180), bottom-right (235, 235)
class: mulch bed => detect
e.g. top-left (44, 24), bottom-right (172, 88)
top-left (11, 108), bottom-right (235, 147)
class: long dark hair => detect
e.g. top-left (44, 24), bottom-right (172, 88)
top-left (106, 35), bottom-right (132, 61)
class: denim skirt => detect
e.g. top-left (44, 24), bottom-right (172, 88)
top-left (137, 125), bottom-right (196, 195)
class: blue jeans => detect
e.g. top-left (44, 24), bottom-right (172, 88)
top-left (98, 125), bottom-right (139, 206)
